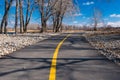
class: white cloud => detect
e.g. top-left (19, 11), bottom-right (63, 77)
top-left (76, 24), bottom-right (83, 26)
top-left (104, 18), bottom-right (109, 21)
top-left (73, 23), bottom-right (84, 27)
top-left (12, 1), bottom-right (16, 7)
top-left (107, 21), bottom-right (120, 27)
top-left (83, 1), bottom-right (94, 6)
top-left (73, 21), bottom-right (78, 24)
top-left (44, 3), bottom-right (48, 7)
top-left (73, 13), bottom-right (82, 16)
top-left (90, 22), bottom-right (105, 27)
top-left (10, 21), bottom-right (15, 24)
top-left (110, 14), bottom-right (120, 18)
top-left (97, 23), bottom-right (105, 27)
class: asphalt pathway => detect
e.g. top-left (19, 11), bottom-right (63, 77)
top-left (0, 33), bottom-right (120, 80)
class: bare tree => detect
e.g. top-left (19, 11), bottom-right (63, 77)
top-left (14, 0), bottom-right (19, 34)
top-left (93, 8), bottom-right (102, 31)
top-left (18, 0), bottom-right (34, 33)
top-left (19, 0), bottom-right (24, 33)
top-left (24, 0), bottom-right (34, 33)
top-left (52, 0), bottom-right (76, 32)
top-left (35, 0), bottom-right (58, 33)
top-left (52, 0), bottom-right (65, 32)
top-left (0, 0), bottom-right (13, 34)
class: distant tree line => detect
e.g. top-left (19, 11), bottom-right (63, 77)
top-left (0, 0), bottom-right (78, 34)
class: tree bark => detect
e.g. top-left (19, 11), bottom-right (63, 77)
top-left (41, 19), bottom-right (47, 33)
top-left (14, 0), bottom-right (18, 34)
top-left (0, 0), bottom-right (13, 34)
top-left (37, 0), bottom-right (59, 33)
top-left (94, 20), bottom-right (97, 31)
top-left (24, 0), bottom-right (30, 32)
top-left (19, 0), bottom-right (24, 33)
top-left (4, 14), bottom-right (8, 34)
top-left (24, 0), bottom-right (34, 33)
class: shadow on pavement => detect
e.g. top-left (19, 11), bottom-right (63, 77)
top-left (0, 33), bottom-right (119, 78)
top-left (0, 55), bottom-right (116, 77)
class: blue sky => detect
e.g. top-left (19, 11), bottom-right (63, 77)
top-left (69, 0), bottom-right (120, 27)
top-left (0, 0), bottom-right (120, 27)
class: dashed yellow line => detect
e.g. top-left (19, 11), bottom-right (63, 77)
top-left (49, 34), bottom-right (71, 80)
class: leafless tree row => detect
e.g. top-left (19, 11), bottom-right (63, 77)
top-left (0, 0), bottom-right (34, 34)
top-left (35, 0), bottom-right (77, 33)
top-left (0, 0), bottom-right (13, 34)
top-left (19, 0), bottom-right (34, 33)
top-left (52, 0), bottom-right (75, 32)
top-left (0, 0), bottom-right (77, 34)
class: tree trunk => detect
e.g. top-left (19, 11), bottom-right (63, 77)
top-left (24, 0), bottom-right (34, 33)
top-left (41, 19), bottom-right (47, 33)
top-left (19, 0), bottom-right (24, 33)
top-left (4, 14), bottom-right (8, 34)
top-left (59, 17), bottom-right (63, 32)
top-left (4, 0), bottom-right (8, 34)
top-left (53, 16), bottom-right (57, 32)
top-left (94, 20), bottom-right (97, 31)
top-left (14, 0), bottom-right (18, 34)
top-left (24, 0), bottom-right (29, 33)
top-left (0, 0), bottom-right (13, 34)
top-left (0, 17), bottom-right (5, 33)
top-left (55, 13), bottom-right (63, 33)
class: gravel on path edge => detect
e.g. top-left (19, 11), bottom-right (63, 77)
top-left (83, 32), bottom-right (120, 66)
top-left (0, 33), bottom-right (60, 57)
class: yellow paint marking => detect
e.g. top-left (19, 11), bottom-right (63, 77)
top-left (49, 34), bottom-right (71, 80)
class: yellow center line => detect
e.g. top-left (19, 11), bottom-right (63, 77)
top-left (49, 34), bottom-right (71, 80)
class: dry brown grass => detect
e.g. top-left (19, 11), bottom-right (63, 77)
top-left (87, 30), bottom-right (120, 37)
top-left (8, 29), bottom-right (83, 33)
